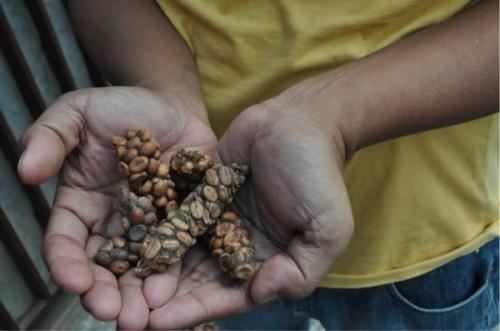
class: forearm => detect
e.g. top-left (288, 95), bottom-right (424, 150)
top-left (281, 0), bottom-right (498, 157)
top-left (68, 0), bottom-right (208, 122)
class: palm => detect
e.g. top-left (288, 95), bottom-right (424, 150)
top-left (19, 86), bottom-right (216, 329)
top-left (149, 109), bottom-right (354, 330)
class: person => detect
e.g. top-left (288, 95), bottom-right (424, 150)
top-left (17, 0), bottom-right (498, 329)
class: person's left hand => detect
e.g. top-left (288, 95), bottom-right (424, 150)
top-left (148, 86), bottom-right (355, 329)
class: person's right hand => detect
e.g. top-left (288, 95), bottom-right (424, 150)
top-left (17, 86), bottom-right (217, 330)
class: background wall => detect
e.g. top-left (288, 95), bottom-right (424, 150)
top-left (0, 0), bottom-right (114, 329)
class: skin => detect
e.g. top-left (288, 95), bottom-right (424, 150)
top-left (18, 0), bottom-right (498, 329)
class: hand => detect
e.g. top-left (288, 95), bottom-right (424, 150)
top-left (148, 97), bottom-right (354, 329)
top-left (18, 86), bottom-right (216, 330)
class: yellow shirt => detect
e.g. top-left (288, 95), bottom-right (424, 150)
top-left (156, 0), bottom-right (499, 288)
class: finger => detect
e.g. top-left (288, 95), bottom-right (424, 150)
top-left (18, 91), bottom-right (88, 185)
top-left (251, 206), bottom-right (353, 303)
top-left (217, 106), bottom-right (268, 165)
top-left (149, 282), bottom-right (255, 330)
top-left (175, 257), bottom-right (222, 297)
top-left (143, 244), bottom-right (211, 308)
top-left (44, 184), bottom-right (116, 294)
top-left (82, 236), bottom-right (121, 321)
top-left (143, 263), bottom-right (181, 309)
top-left (118, 271), bottom-right (149, 331)
top-left (44, 205), bottom-right (93, 294)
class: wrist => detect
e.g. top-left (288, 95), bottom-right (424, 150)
top-left (272, 64), bottom-right (366, 162)
top-left (136, 75), bottom-right (211, 125)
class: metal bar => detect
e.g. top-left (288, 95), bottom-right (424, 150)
top-left (0, 207), bottom-right (52, 299)
top-left (0, 6), bottom-right (45, 118)
top-left (0, 103), bottom-right (51, 228)
top-left (25, 0), bottom-right (77, 92)
top-left (0, 302), bottom-right (19, 330)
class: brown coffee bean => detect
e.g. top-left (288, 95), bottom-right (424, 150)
top-left (110, 248), bottom-right (128, 260)
top-left (162, 239), bottom-right (180, 251)
top-left (203, 185), bottom-right (218, 202)
top-left (176, 231), bottom-right (195, 247)
top-left (215, 222), bottom-right (235, 237)
top-left (153, 180), bottom-right (168, 197)
top-left (205, 169), bottom-right (219, 186)
top-left (123, 148), bottom-right (139, 162)
top-left (147, 158), bottom-right (160, 175)
top-left (188, 219), bottom-right (201, 237)
top-left (209, 237), bottom-right (223, 250)
top-left (94, 251), bottom-right (113, 266)
top-left (157, 224), bottom-right (174, 236)
top-left (233, 264), bottom-right (255, 281)
top-left (135, 264), bottom-right (152, 278)
top-left (221, 211), bottom-right (238, 223)
top-left (129, 242), bottom-right (143, 254)
top-left (157, 163), bottom-right (169, 178)
top-left (144, 212), bottom-right (157, 225)
top-left (144, 239), bottom-right (161, 259)
top-left (99, 240), bottom-right (114, 252)
top-left (223, 231), bottom-right (243, 247)
top-left (129, 224), bottom-right (147, 241)
top-left (166, 187), bottom-right (177, 201)
top-left (112, 135), bottom-right (127, 146)
top-left (207, 202), bottom-right (221, 218)
top-left (165, 200), bottom-right (178, 213)
top-left (110, 260), bottom-right (130, 275)
top-left (140, 141), bottom-right (157, 156)
top-left (130, 171), bottom-right (148, 183)
top-left (129, 207), bottom-right (145, 224)
top-left (129, 156), bottom-right (149, 173)
top-left (218, 185), bottom-right (231, 203)
top-left (116, 145), bottom-right (126, 158)
top-left (225, 241), bottom-right (241, 253)
top-left (111, 236), bottom-right (126, 248)
top-left (211, 248), bottom-right (224, 259)
top-left (138, 180), bottom-right (152, 195)
top-left (139, 129), bottom-right (153, 141)
top-left (180, 161), bottom-right (194, 173)
top-left (127, 136), bottom-right (142, 149)
top-left (171, 217), bottom-right (189, 231)
top-left (190, 201), bottom-right (204, 219)
top-left (202, 209), bottom-right (214, 225)
top-left (218, 166), bottom-right (233, 185)
top-left (154, 196), bottom-right (168, 208)
top-left (125, 129), bottom-right (137, 138)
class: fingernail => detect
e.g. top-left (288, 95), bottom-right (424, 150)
top-left (257, 294), bottom-right (278, 305)
top-left (17, 152), bottom-right (26, 174)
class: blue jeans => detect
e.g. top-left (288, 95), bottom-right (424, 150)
top-left (219, 238), bottom-right (499, 330)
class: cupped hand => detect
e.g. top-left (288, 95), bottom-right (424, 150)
top-left (149, 99), bottom-right (354, 329)
top-left (18, 86), bottom-right (216, 330)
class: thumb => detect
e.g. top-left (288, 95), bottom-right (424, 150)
top-left (251, 164), bottom-right (354, 303)
top-left (18, 91), bottom-right (88, 185)
top-left (251, 208), bottom-right (353, 303)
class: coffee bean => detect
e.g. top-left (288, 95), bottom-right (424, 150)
top-left (144, 239), bottom-right (161, 259)
top-left (94, 251), bottom-right (113, 266)
top-left (203, 186), bottom-right (218, 202)
top-left (112, 135), bottom-right (127, 146)
top-left (129, 156), bottom-right (149, 173)
top-left (162, 239), bottom-right (180, 251)
top-left (176, 231), bottom-right (195, 247)
top-left (110, 260), bottom-right (130, 275)
top-left (171, 217), bottom-right (189, 231)
top-left (128, 224), bottom-right (147, 241)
